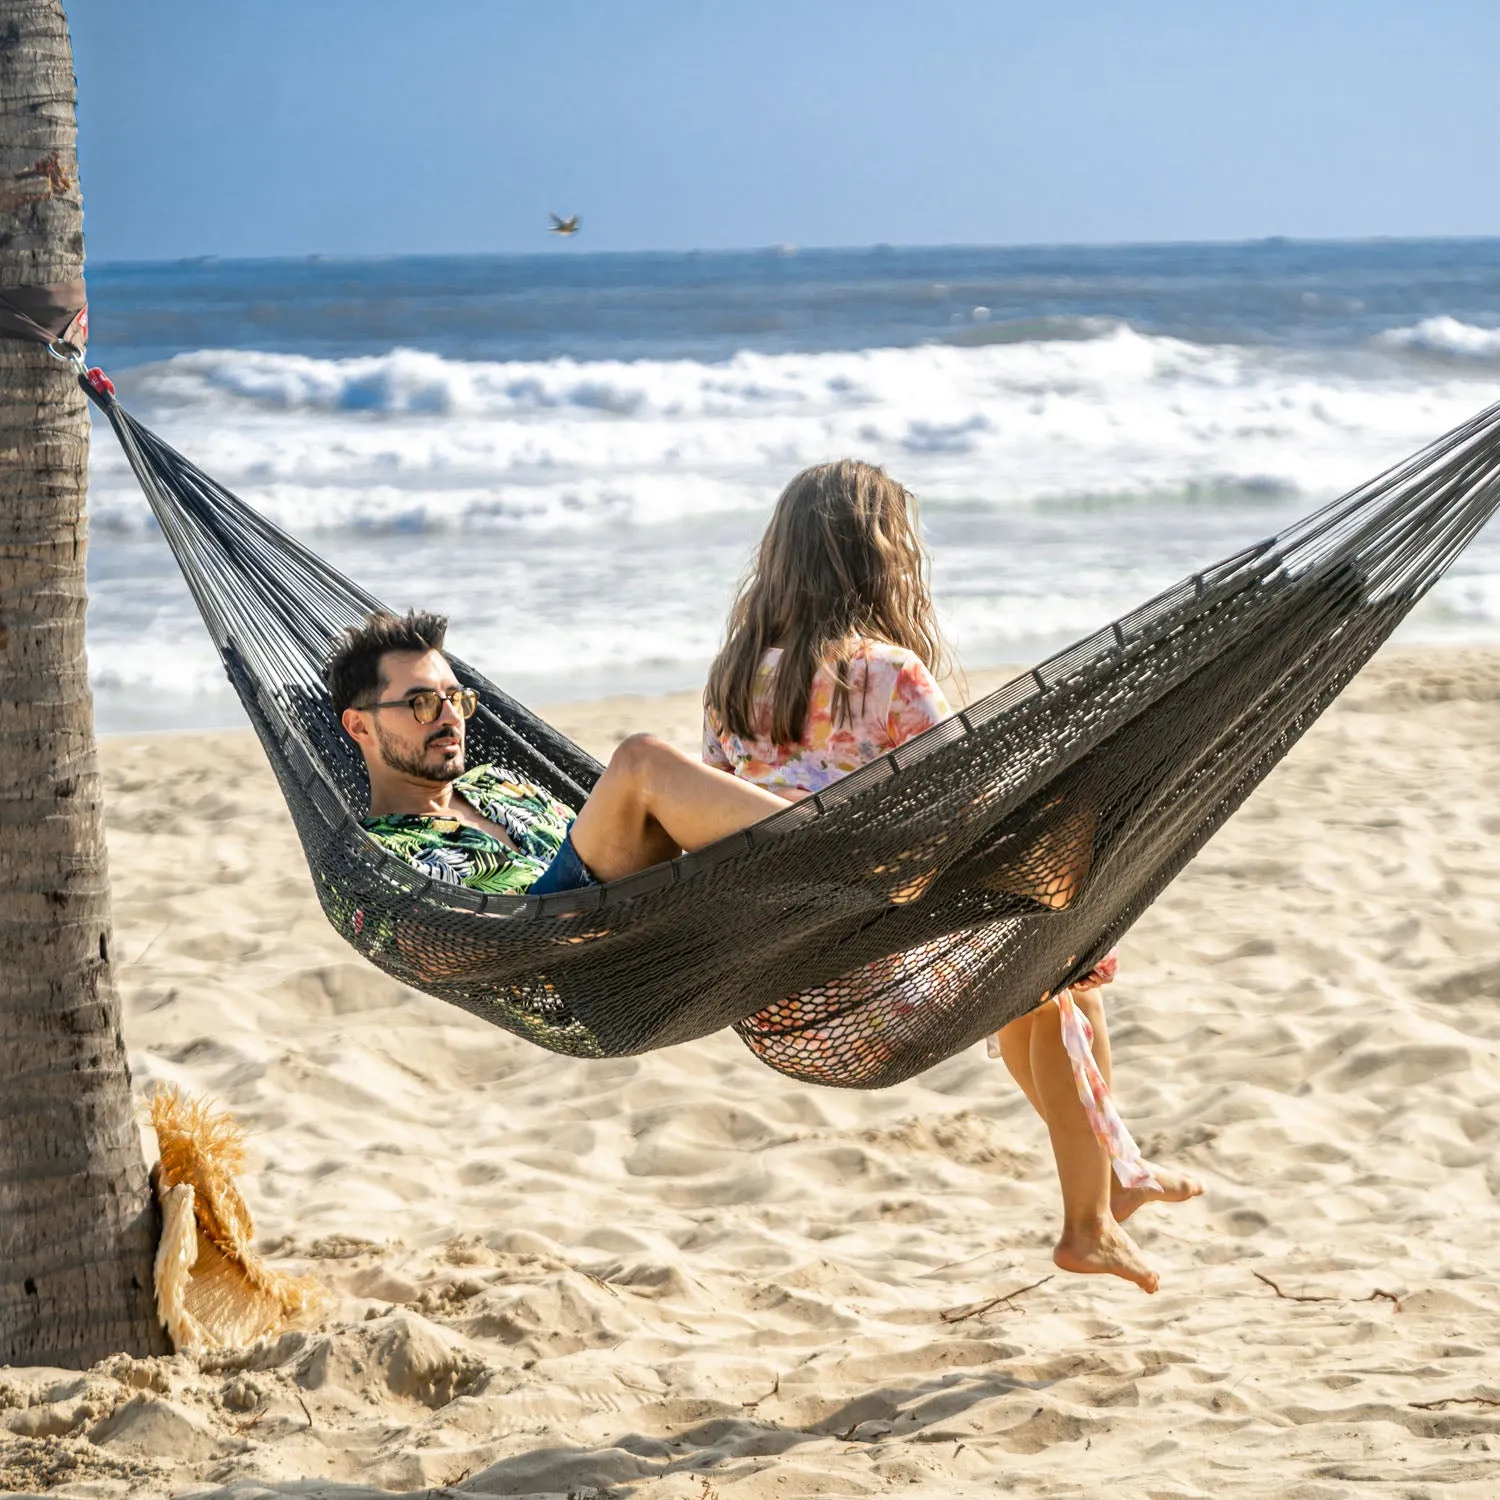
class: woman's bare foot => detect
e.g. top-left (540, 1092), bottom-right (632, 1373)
top-left (1111, 1163), bottom-right (1204, 1224)
top-left (1053, 1216), bottom-right (1160, 1293)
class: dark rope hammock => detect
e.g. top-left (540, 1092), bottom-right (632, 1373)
top-left (80, 368), bottom-right (1500, 1088)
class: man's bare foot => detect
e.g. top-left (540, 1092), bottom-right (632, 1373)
top-left (1111, 1163), bottom-right (1204, 1224)
top-left (1054, 1217), bottom-right (1159, 1293)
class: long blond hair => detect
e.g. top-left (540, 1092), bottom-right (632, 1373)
top-left (706, 460), bottom-right (947, 743)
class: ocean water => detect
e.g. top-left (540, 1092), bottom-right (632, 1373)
top-left (83, 240), bottom-right (1500, 732)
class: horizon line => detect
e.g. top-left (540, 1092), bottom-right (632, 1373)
top-left (86, 230), bottom-right (1500, 274)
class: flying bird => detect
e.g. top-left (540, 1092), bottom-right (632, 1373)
top-left (548, 213), bottom-right (580, 237)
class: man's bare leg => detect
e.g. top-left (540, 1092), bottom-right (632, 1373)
top-left (568, 734), bottom-right (792, 883)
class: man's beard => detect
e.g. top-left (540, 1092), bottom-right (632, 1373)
top-left (373, 721), bottom-right (466, 782)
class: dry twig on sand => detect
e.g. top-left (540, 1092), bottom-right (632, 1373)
top-left (1253, 1272), bottom-right (1401, 1310)
top-left (941, 1274), bottom-right (1054, 1323)
top-left (1411, 1395), bottom-right (1500, 1411)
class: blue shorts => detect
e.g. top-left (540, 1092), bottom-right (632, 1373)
top-left (529, 827), bottom-right (598, 896)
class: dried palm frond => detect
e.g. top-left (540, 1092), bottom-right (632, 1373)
top-left (148, 1085), bottom-right (323, 1351)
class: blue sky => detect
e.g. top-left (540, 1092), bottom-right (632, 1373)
top-left (70, 0), bottom-right (1500, 262)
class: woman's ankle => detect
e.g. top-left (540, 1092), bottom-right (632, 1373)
top-left (1058, 1208), bottom-right (1114, 1243)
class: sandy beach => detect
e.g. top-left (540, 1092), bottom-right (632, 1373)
top-left (4, 646), bottom-right (1500, 1498)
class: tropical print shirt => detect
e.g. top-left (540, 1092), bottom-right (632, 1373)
top-left (361, 764), bottom-right (573, 896)
top-left (703, 638), bottom-right (952, 794)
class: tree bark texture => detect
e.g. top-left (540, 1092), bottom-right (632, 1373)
top-left (0, 0), bottom-right (167, 1365)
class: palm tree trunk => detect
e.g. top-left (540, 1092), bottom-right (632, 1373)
top-left (0, 0), bottom-right (167, 1365)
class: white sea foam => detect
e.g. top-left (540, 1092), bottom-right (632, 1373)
top-left (91, 327), bottom-right (1500, 536)
top-left (86, 325), bottom-right (1500, 725)
top-left (1380, 317), bottom-right (1500, 360)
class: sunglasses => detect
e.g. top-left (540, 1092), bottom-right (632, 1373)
top-left (359, 687), bottom-right (479, 724)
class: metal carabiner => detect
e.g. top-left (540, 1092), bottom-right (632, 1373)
top-left (44, 338), bottom-right (87, 374)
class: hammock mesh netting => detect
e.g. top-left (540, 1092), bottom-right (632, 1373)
top-left (87, 376), bottom-right (1500, 1087)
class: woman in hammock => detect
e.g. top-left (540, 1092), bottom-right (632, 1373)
top-left (703, 459), bottom-right (1201, 1292)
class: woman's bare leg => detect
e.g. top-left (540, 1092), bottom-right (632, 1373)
top-left (1065, 984), bottom-right (1203, 1222)
top-left (1026, 996), bottom-right (1159, 1293)
top-left (997, 1010), bottom-right (1043, 1114)
top-left (1002, 986), bottom-right (1202, 1245)
top-left (568, 734), bottom-right (792, 882)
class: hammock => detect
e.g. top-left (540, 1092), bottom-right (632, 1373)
top-left (82, 370), bottom-right (1500, 1087)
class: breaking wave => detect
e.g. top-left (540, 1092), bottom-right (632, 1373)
top-left (1380, 316), bottom-right (1500, 360)
top-left (88, 325), bottom-right (1500, 536)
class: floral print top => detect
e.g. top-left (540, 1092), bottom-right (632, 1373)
top-left (702, 638), bottom-right (951, 794)
top-left (361, 764), bottom-right (573, 896)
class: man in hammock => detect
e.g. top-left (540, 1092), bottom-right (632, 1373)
top-left (325, 610), bottom-right (795, 896)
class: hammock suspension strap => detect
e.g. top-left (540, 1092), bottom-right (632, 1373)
top-left (0, 279), bottom-right (88, 356)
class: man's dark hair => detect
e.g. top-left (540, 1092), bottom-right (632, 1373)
top-left (323, 610), bottom-right (449, 716)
